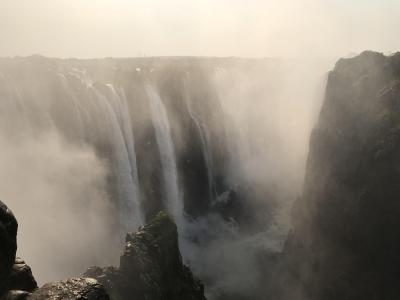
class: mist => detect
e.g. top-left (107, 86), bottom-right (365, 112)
top-left (0, 1), bottom-right (398, 300)
top-left (0, 56), bottom-right (332, 297)
top-left (175, 58), bottom-right (333, 298)
top-left (0, 127), bottom-right (120, 283)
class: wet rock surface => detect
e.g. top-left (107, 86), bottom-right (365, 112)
top-left (26, 278), bottom-right (109, 300)
top-left (85, 211), bottom-right (206, 300)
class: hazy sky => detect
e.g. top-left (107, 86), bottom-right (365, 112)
top-left (1, 0), bottom-right (399, 58)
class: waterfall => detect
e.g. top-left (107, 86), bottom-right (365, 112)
top-left (58, 72), bottom-right (86, 140)
top-left (89, 84), bottom-right (143, 229)
top-left (0, 74), bottom-right (30, 128)
top-left (105, 84), bottom-right (141, 208)
top-left (145, 83), bottom-right (183, 222)
top-left (60, 71), bottom-right (144, 229)
top-left (183, 78), bottom-right (215, 200)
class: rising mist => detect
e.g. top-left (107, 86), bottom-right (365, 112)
top-left (0, 1), bottom-right (399, 300)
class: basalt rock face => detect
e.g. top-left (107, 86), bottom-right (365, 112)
top-left (0, 201), bottom-right (18, 295)
top-left (281, 51), bottom-right (400, 299)
top-left (0, 201), bottom-right (37, 298)
top-left (85, 211), bottom-right (206, 300)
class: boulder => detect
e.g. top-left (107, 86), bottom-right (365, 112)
top-left (7, 258), bottom-right (37, 293)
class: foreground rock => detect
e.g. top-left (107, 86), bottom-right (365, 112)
top-left (0, 201), bottom-right (37, 298)
top-left (277, 51), bottom-right (400, 299)
top-left (6, 258), bottom-right (37, 293)
top-left (0, 200), bottom-right (205, 300)
top-left (85, 211), bottom-right (206, 300)
top-left (26, 278), bottom-right (109, 300)
top-left (0, 200), bottom-right (107, 300)
top-left (0, 201), bottom-right (19, 295)
top-left (2, 278), bottom-right (109, 300)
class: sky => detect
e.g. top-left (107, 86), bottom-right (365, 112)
top-left (0, 0), bottom-right (400, 58)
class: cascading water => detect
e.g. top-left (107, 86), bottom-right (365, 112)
top-left (183, 77), bottom-right (215, 200)
top-left (104, 84), bottom-right (142, 224)
top-left (145, 83), bottom-right (183, 223)
top-left (3, 67), bottom-right (144, 231)
top-left (0, 74), bottom-right (27, 125)
top-left (86, 83), bottom-right (143, 229)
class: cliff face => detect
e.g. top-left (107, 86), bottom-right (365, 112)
top-left (85, 212), bottom-right (206, 300)
top-left (282, 51), bottom-right (400, 299)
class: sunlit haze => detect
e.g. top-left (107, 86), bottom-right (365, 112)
top-left (1, 1), bottom-right (400, 299)
top-left (1, 0), bottom-right (400, 58)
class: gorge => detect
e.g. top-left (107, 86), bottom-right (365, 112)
top-left (2, 51), bottom-right (400, 299)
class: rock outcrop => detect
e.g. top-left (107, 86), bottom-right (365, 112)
top-left (0, 201), bottom-right (19, 295)
top-left (0, 200), bottom-right (205, 300)
top-left (0, 200), bottom-right (108, 300)
top-left (0, 201), bottom-right (37, 298)
top-left (6, 258), bottom-right (37, 294)
top-left (85, 211), bottom-right (206, 300)
top-left (280, 51), bottom-right (400, 299)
